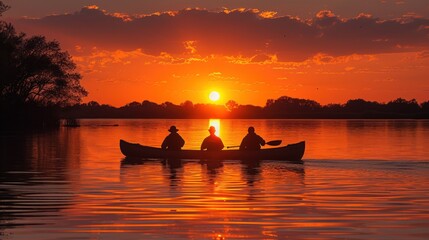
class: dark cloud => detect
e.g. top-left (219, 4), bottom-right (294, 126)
top-left (12, 7), bottom-right (429, 61)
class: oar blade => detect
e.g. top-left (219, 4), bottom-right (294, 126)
top-left (228, 140), bottom-right (282, 148)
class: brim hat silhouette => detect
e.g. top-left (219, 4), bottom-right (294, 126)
top-left (168, 126), bottom-right (179, 132)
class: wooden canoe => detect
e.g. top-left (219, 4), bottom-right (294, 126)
top-left (120, 139), bottom-right (305, 161)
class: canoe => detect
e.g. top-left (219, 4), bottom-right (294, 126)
top-left (120, 139), bottom-right (305, 161)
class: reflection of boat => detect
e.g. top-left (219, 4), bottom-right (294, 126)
top-left (120, 139), bottom-right (305, 161)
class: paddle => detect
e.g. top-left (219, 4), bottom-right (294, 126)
top-left (226, 140), bottom-right (282, 149)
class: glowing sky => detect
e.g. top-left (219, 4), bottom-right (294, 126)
top-left (3, 0), bottom-right (429, 106)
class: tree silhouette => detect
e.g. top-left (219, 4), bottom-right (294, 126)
top-left (180, 100), bottom-right (194, 117)
top-left (421, 101), bottom-right (429, 114)
top-left (265, 96), bottom-right (321, 117)
top-left (225, 100), bottom-right (239, 112)
top-left (345, 99), bottom-right (382, 113)
top-left (0, 1), bottom-right (9, 16)
top-left (0, 23), bottom-right (87, 106)
top-left (386, 98), bottom-right (420, 114)
top-left (1, 3), bottom-right (87, 129)
top-left (62, 96), bottom-right (429, 119)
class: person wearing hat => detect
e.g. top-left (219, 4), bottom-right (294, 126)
top-left (161, 126), bottom-right (185, 150)
top-left (201, 126), bottom-right (224, 151)
top-left (239, 126), bottom-right (265, 150)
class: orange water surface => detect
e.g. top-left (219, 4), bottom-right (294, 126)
top-left (1, 119), bottom-right (428, 239)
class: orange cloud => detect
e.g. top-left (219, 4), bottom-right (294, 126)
top-left (85, 5), bottom-right (99, 10)
top-left (12, 7), bottom-right (429, 62)
top-left (8, 7), bottom-right (429, 107)
top-left (184, 40), bottom-right (198, 54)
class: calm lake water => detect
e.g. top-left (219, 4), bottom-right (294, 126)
top-left (1, 119), bottom-right (429, 239)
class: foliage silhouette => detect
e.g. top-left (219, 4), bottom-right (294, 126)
top-left (0, 1), bottom-right (9, 16)
top-left (0, 24), bottom-right (87, 106)
top-left (422, 101), bottom-right (429, 114)
top-left (62, 96), bottom-right (429, 119)
top-left (1, 4), bottom-right (87, 130)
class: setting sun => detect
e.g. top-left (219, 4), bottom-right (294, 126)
top-left (209, 91), bottom-right (220, 102)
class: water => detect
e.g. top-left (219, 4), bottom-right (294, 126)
top-left (1, 119), bottom-right (429, 239)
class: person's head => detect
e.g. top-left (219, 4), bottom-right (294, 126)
top-left (208, 126), bottom-right (216, 134)
top-left (168, 126), bottom-right (179, 133)
top-left (248, 126), bottom-right (255, 133)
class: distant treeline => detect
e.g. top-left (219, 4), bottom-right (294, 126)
top-left (62, 96), bottom-right (429, 119)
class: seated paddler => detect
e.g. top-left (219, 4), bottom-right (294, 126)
top-left (239, 126), bottom-right (265, 150)
top-left (161, 126), bottom-right (185, 150)
top-left (201, 126), bottom-right (224, 151)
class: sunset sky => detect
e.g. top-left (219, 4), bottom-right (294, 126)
top-left (3, 0), bottom-right (429, 106)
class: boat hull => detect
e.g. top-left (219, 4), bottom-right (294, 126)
top-left (120, 139), bottom-right (305, 161)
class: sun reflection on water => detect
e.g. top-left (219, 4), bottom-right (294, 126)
top-left (2, 119), bottom-right (429, 239)
top-left (209, 119), bottom-right (221, 137)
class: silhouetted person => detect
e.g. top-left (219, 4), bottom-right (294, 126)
top-left (161, 126), bottom-right (185, 150)
top-left (239, 126), bottom-right (265, 150)
top-left (201, 126), bottom-right (224, 151)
